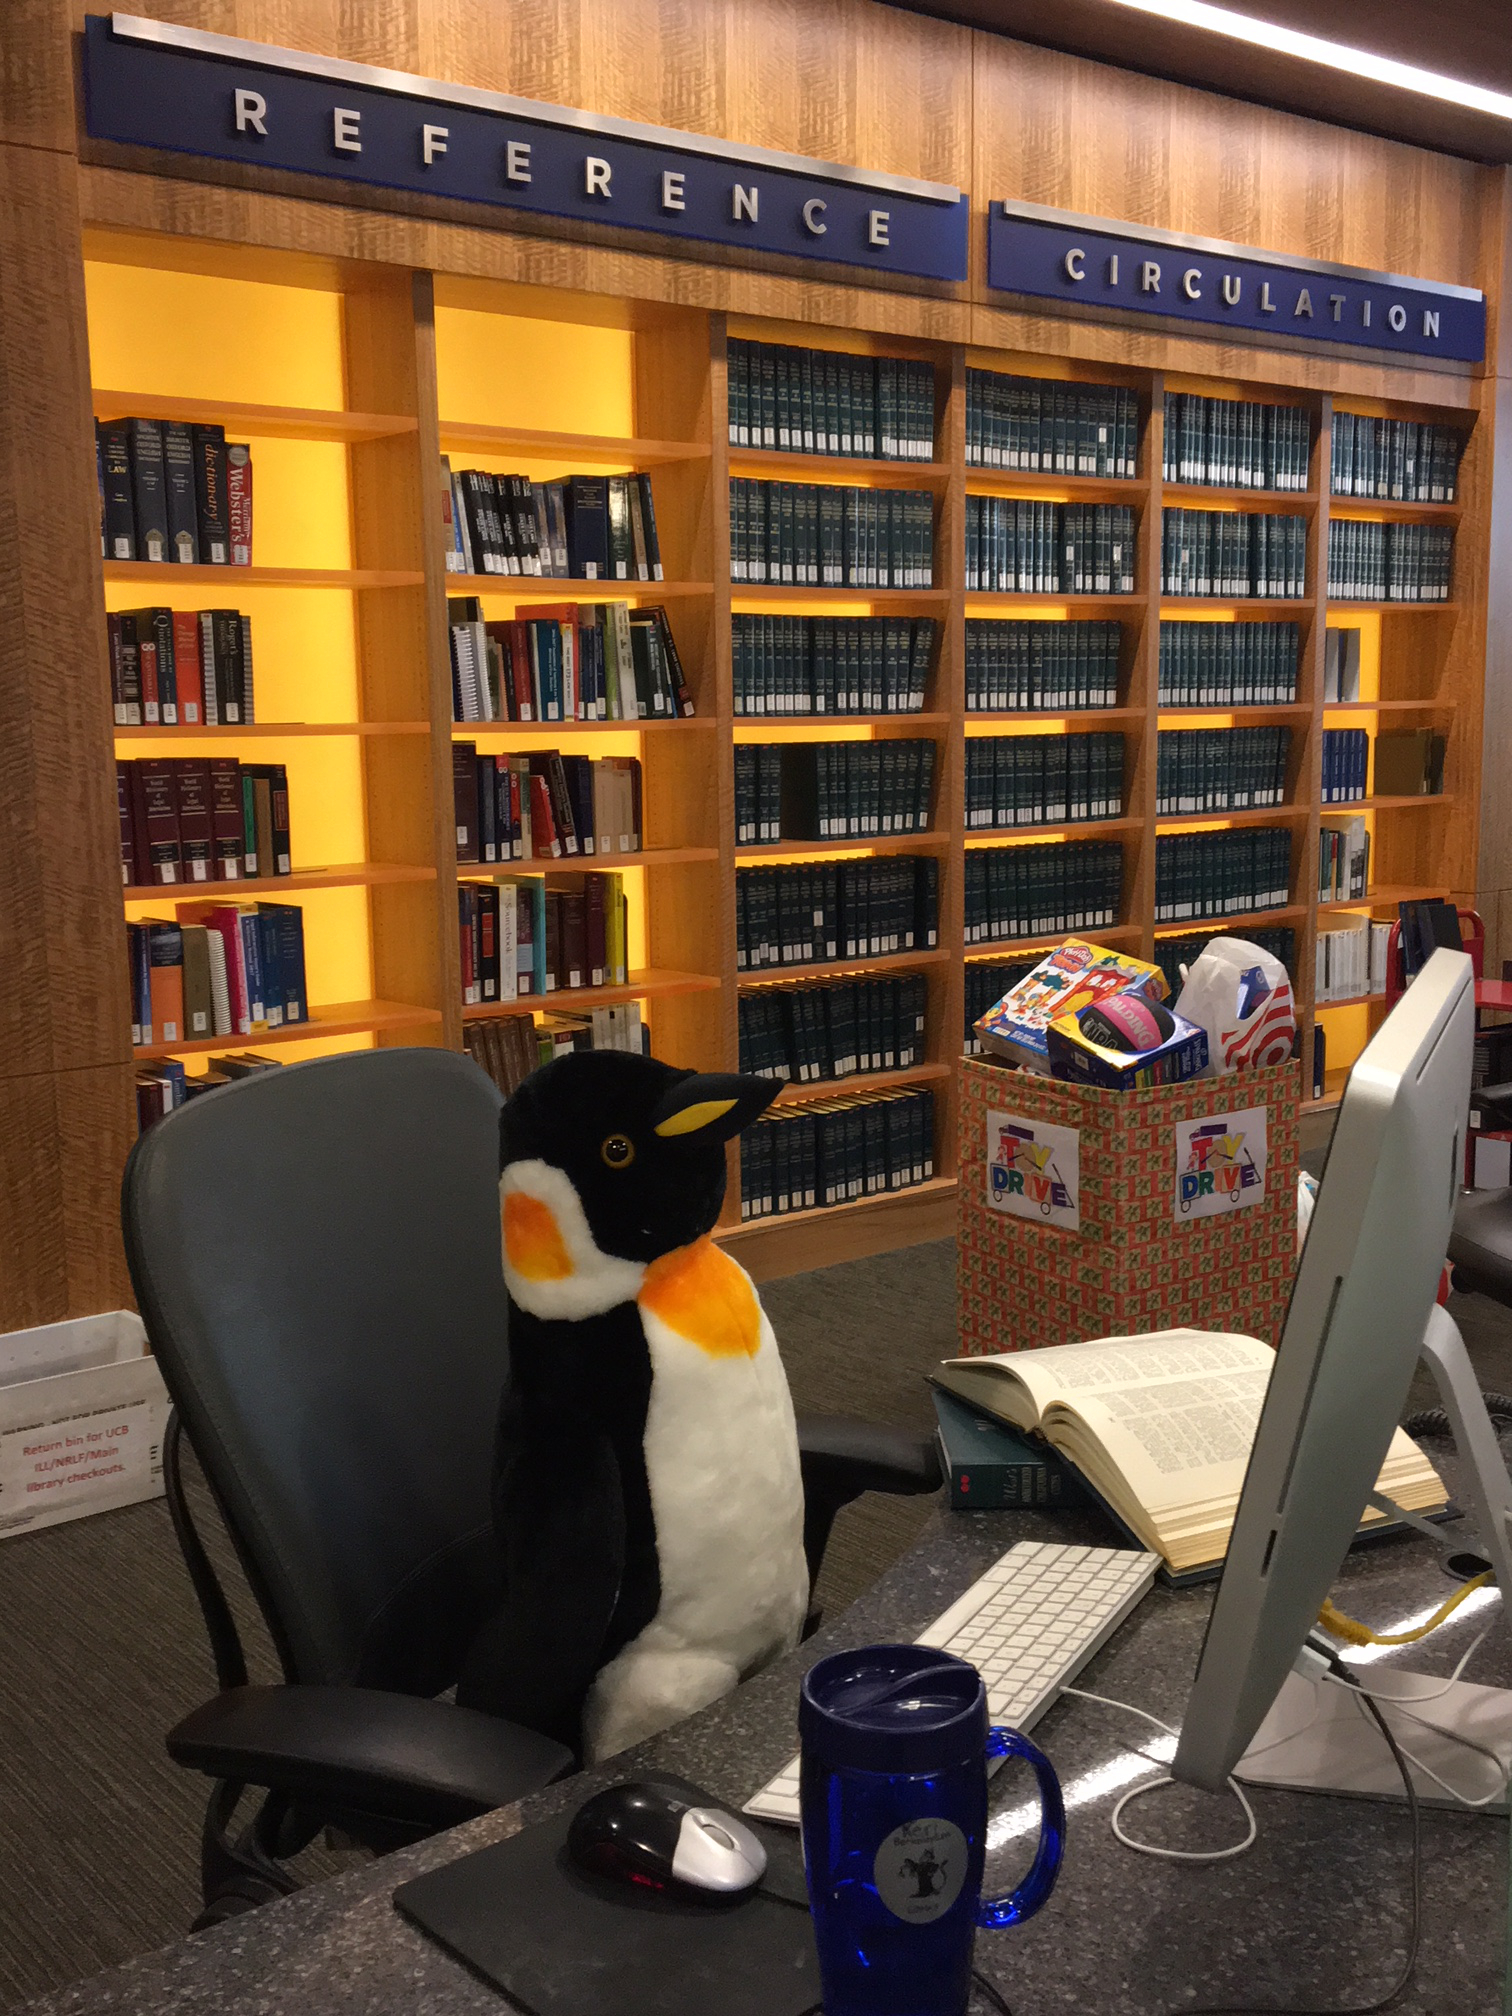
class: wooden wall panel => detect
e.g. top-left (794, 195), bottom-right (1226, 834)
top-left (970, 34), bottom-right (1487, 404)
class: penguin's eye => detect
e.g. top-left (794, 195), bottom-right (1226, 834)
top-left (600, 1133), bottom-right (636, 1170)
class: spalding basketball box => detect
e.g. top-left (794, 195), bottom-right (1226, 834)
top-left (958, 1057), bottom-right (1300, 1356)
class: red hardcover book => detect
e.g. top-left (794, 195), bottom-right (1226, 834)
top-left (172, 610), bottom-right (204, 725)
top-left (138, 757), bottom-right (183, 884)
top-left (478, 886), bottom-right (500, 1002)
top-left (117, 761), bottom-right (136, 886)
top-left (172, 758), bottom-right (216, 884)
top-left (208, 756), bottom-right (245, 879)
top-left (585, 872), bottom-right (608, 987)
top-left (528, 773), bottom-right (558, 858)
top-left (453, 741), bottom-right (479, 863)
top-left (506, 621), bottom-right (534, 720)
top-left (137, 627), bottom-right (161, 726)
top-left (226, 444), bottom-right (253, 564)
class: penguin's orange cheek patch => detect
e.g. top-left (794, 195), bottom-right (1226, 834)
top-left (639, 1239), bottom-right (759, 1357)
top-left (503, 1192), bottom-right (574, 1281)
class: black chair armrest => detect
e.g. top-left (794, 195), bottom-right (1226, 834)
top-left (795, 1413), bottom-right (942, 1591)
top-left (167, 1685), bottom-right (574, 1833)
top-left (1474, 1081), bottom-right (1512, 1120)
top-left (797, 1413), bottom-right (942, 1497)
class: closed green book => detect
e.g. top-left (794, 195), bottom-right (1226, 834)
top-left (930, 1385), bottom-right (1088, 1512)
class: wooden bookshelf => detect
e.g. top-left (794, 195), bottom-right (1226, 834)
top-left (84, 259), bottom-right (1491, 1280)
top-left (132, 999), bottom-right (443, 1060)
top-left (92, 392), bottom-right (419, 444)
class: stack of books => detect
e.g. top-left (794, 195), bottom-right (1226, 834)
top-left (118, 757), bottom-right (289, 887)
top-left (732, 614), bottom-right (936, 715)
top-left (1331, 414), bottom-right (1462, 502)
top-left (1318, 816), bottom-right (1370, 901)
top-left (738, 972), bottom-right (929, 1082)
top-left (735, 859), bottom-right (939, 970)
top-left (97, 417), bottom-right (251, 566)
top-left (964, 959), bottom-right (1039, 1051)
top-left (453, 746), bottom-right (641, 863)
top-left (728, 479), bottom-right (934, 587)
top-left (1161, 392), bottom-right (1311, 490)
top-left (1315, 913), bottom-right (1390, 1003)
top-left (739, 1087), bottom-right (936, 1218)
top-left (1327, 521), bottom-right (1454, 602)
top-left (965, 370), bottom-right (1139, 475)
top-left (109, 607), bottom-right (253, 726)
top-left (443, 463), bottom-right (663, 580)
top-left (458, 872), bottom-right (629, 1006)
top-left (128, 904), bottom-right (307, 1047)
top-left (965, 500), bottom-right (1136, 595)
top-left (963, 842), bottom-right (1123, 944)
top-left (1154, 829), bottom-right (1291, 921)
top-left (727, 340), bottom-right (936, 460)
top-left (447, 598), bottom-right (692, 722)
top-left (1151, 927), bottom-right (1294, 1001)
top-left (1320, 728), bottom-right (1369, 803)
top-left (965, 619), bottom-right (1122, 712)
top-left (1372, 728), bottom-right (1447, 796)
top-left (966, 733), bottom-right (1125, 828)
top-left (135, 1052), bottom-right (282, 1133)
top-left (1154, 727), bottom-right (1290, 814)
top-left (464, 1002), bottom-right (647, 1097)
top-left (1157, 620), bottom-right (1299, 705)
top-left (1161, 508), bottom-right (1307, 598)
top-left (735, 740), bottom-right (937, 844)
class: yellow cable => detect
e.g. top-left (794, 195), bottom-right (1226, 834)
top-left (1318, 1572), bottom-right (1491, 1648)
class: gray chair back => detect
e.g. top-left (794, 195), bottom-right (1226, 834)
top-left (122, 1049), bottom-right (508, 1697)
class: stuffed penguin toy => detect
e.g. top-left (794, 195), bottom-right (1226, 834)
top-left (457, 1050), bottom-right (809, 1763)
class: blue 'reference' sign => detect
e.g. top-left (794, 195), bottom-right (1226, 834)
top-left (987, 200), bottom-right (1484, 364)
top-left (82, 15), bottom-right (969, 285)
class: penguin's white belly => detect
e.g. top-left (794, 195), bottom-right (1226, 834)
top-left (635, 1300), bottom-right (808, 1667)
top-left (581, 1241), bottom-right (809, 1760)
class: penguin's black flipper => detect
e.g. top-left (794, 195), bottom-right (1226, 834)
top-left (456, 1418), bottom-right (626, 1751)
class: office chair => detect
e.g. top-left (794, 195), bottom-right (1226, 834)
top-left (122, 1048), bottom-right (939, 1927)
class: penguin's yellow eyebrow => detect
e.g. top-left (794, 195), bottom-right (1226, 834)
top-left (653, 1098), bottom-right (737, 1138)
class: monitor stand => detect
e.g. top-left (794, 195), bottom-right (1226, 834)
top-left (1236, 1302), bottom-right (1512, 1813)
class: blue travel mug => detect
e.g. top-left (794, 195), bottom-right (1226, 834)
top-left (799, 1644), bottom-right (1064, 2016)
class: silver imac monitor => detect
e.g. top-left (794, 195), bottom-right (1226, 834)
top-left (1173, 947), bottom-right (1479, 1798)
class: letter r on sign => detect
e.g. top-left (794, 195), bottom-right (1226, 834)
top-left (585, 156), bottom-right (612, 197)
top-left (234, 89), bottom-right (267, 135)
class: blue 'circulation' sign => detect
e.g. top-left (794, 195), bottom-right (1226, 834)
top-left (82, 15), bottom-right (969, 285)
top-left (988, 200), bottom-right (1484, 364)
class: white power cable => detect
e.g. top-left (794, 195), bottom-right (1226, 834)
top-left (1061, 1686), bottom-right (1259, 1862)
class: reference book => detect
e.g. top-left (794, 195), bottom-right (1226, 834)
top-left (934, 1329), bottom-right (1446, 1579)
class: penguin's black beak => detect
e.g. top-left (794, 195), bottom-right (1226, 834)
top-left (648, 1071), bottom-right (778, 1146)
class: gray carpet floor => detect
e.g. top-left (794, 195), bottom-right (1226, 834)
top-left (0, 1233), bottom-right (1506, 2008)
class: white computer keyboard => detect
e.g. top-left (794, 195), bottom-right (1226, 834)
top-left (744, 1541), bottom-right (1159, 1825)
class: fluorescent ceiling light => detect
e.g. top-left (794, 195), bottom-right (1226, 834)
top-left (1100, 0), bottom-right (1512, 125)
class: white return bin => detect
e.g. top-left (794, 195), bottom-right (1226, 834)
top-left (0, 1312), bottom-right (169, 1537)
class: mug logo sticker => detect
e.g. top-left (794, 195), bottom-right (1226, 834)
top-left (873, 1818), bottom-right (969, 1922)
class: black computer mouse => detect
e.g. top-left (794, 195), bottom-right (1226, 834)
top-left (565, 1782), bottom-right (768, 1899)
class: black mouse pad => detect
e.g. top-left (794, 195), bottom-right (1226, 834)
top-left (393, 1777), bottom-right (819, 2016)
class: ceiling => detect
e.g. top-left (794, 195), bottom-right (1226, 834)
top-left (894, 0), bottom-right (1512, 163)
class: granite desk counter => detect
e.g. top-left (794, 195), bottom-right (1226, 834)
top-left (22, 1498), bottom-right (1509, 2016)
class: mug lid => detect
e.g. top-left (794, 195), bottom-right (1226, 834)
top-left (799, 1645), bottom-right (986, 1775)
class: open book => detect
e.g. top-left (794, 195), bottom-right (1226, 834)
top-left (934, 1329), bottom-right (1446, 1579)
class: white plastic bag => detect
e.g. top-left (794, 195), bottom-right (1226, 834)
top-left (1297, 1170), bottom-right (1318, 1254)
top-left (1174, 936), bottom-right (1297, 1078)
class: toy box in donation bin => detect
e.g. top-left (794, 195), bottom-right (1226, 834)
top-left (958, 1057), bottom-right (1300, 1355)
